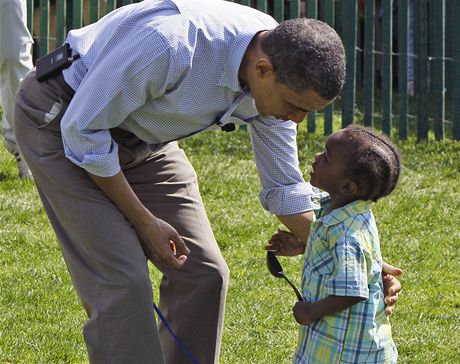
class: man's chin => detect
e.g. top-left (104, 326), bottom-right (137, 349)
top-left (261, 113), bottom-right (284, 121)
top-left (259, 111), bottom-right (270, 117)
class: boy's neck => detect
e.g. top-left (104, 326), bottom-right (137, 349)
top-left (327, 193), bottom-right (361, 212)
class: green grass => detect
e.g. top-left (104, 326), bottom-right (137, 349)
top-left (1, 122), bottom-right (459, 363)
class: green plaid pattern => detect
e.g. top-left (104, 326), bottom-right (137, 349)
top-left (293, 195), bottom-right (397, 363)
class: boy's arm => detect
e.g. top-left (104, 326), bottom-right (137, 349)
top-left (292, 295), bottom-right (364, 325)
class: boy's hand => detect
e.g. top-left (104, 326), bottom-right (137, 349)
top-left (293, 301), bottom-right (316, 325)
top-left (266, 229), bottom-right (306, 256)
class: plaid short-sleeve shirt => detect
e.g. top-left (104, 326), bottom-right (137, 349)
top-left (293, 195), bottom-right (397, 364)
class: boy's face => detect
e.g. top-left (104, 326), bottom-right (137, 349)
top-left (309, 130), bottom-right (352, 194)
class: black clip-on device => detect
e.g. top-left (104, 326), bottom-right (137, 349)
top-left (35, 43), bottom-right (80, 82)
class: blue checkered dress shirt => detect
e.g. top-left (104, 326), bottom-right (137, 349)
top-left (60, 0), bottom-right (315, 215)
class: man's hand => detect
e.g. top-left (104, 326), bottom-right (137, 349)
top-left (382, 262), bottom-right (402, 316)
top-left (135, 215), bottom-right (190, 271)
top-left (266, 229), bottom-right (306, 256)
top-left (87, 171), bottom-right (190, 271)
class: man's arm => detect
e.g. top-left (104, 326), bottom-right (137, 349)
top-left (382, 263), bottom-right (402, 316)
top-left (265, 212), bottom-right (313, 256)
top-left (293, 296), bottom-right (363, 325)
top-left (88, 171), bottom-right (190, 271)
top-left (276, 211), bottom-right (313, 244)
top-left (60, 33), bottom-right (174, 178)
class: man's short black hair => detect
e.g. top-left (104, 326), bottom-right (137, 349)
top-left (261, 18), bottom-right (346, 101)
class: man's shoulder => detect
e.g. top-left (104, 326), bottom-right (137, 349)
top-left (171, 0), bottom-right (277, 28)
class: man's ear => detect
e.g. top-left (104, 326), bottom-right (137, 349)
top-left (340, 179), bottom-right (358, 196)
top-left (255, 58), bottom-right (274, 78)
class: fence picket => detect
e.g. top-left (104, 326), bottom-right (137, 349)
top-left (363, 0), bottom-right (375, 128)
top-left (56, 0), bottom-right (66, 47)
top-left (89, 0), bottom-right (100, 24)
top-left (72, 0), bottom-right (83, 29)
top-left (306, 0), bottom-right (317, 133)
top-left (256, 0), bottom-right (267, 13)
top-left (432, 0), bottom-right (446, 140)
top-left (381, 0), bottom-right (393, 135)
top-left (289, 0), bottom-right (300, 19)
top-left (453, 1), bottom-right (460, 139)
top-left (321, 0), bottom-right (335, 135)
top-left (397, 0), bottom-right (409, 140)
top-left (341, 0), bottom-right (357, 127)
top-left (415, 0), bottom-right (429, 141)
top-left (26, 0), bottom-right (33, 35)
top-left (39, 0), bottom-right (49, 54)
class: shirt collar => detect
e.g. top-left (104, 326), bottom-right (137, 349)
top-left (217, 31), bottom-right (256, 92)
top-left (317, 199), bottom-right (372, 227)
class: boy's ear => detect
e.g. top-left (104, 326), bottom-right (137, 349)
top-left (340, 179), bottom-right (358, 196)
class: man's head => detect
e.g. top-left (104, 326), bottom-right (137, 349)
top-left (261, 18), bottom-right (346, 100)
top-left (244, 18), bottom-right (345, 123)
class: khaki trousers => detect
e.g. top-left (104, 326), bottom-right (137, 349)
top-left (14, 70), bottom-right (229, 364)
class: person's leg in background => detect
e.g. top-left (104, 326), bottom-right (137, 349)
top-left (0, 0), bottom-right (33, 179)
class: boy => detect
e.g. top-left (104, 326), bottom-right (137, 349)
top-left (268, 125), bottom-right (400, 363)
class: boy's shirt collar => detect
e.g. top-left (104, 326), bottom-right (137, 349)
top-left (311, 191), bottom-right (372, 227)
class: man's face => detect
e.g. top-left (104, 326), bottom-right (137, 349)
top-left (309, 130), bottom-right (351, 194)
top-left (250, 74), bottom-right (332, 123)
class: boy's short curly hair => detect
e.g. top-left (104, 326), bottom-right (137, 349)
top-left (342, 125), bottom-right (401, 202)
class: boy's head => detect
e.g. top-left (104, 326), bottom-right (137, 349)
top-left (309, 125), bottom-right (401, 202)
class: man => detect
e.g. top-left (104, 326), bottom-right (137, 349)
top-left (14, 0), bottom-right (401, 362)
top-left (0, 0), bottom-right (33, 179)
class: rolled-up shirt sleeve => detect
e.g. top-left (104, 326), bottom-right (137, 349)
top-left (61, 28), bottom-right (174, 177)
top-left (328, 234), bottom-right (369, 299)
top-left (249, 116), bottom-right (315, 215)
